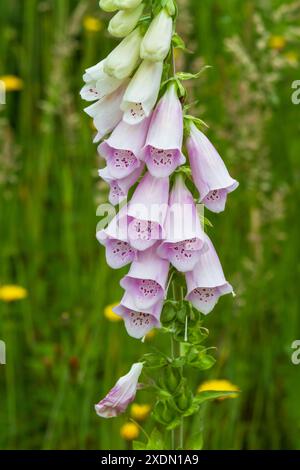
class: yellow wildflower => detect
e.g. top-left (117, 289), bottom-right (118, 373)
top-left (197, 379), bottom-right (240, 400)
top-left (83, 16), bottom-right (103, 33)
top-left (0, 285), bottom-right (28, 302)
top-left (104, 303), bottom-right (122, 322)
top-left (284, 51), bottom-right (299, 66)
top-left (120, 422), bottom-right (140, 441)
top-left (130, 403), bottom-right (151, 421)
top-left (0, 75), bottom-right (23, 92)
top-left (269, 35), bottom-right (286, 51)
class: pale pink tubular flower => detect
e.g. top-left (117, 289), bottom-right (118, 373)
top-left (127, 172), bottom-right (169, 251)
top-left (141, 84), bottom-right (185, 177)
top-left (157, 175), bottom-right (206, 272)
top-left (114, 291), bottom-right (163, 338)
top-left (98, 117), bottom-right (150, 179)
top-left (97, 206), bottom-right (137, 269)
top-left (84, 82), bottom-right (128, 143)
top-left (98, 165), bottom-right (143, 206)
top-left (186, 123), bottom-right (239, 213)
top-left (185, 233), bottom-right (233, 314)
top-left (120, 245), bottom-right (169, 310)
top-left (80, 59), bottom-right (124, 102)
top-left (95, 362), bottom-right (143, 418)
top-left (122, 60), bottom-right (163, 125)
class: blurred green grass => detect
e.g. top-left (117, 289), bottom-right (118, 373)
top-left (0, 0), bottom-right (300, 450)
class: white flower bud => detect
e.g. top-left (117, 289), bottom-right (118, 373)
top-left (108, 4), bottom-right (144, 38)
top-left (140, 9), bottom-right (173, 62)
top-left (115, 0), bottom-right (143, 10)
top-left (99, 0), bottom-right (118, 12)
top-left (104, 27), bottom-right (143, 79)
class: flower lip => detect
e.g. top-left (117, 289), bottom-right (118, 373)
top-left (84, 82), bottom-right (129, 143)
top-left (122, 61), bottom-right (163, 125)
top-left (187, 123), bottom-right (239, 213)
top-left (98, 165), bottom-right (144, 206)
top-left (81, 59), bottom-right (125, 102)
top-left (157, 175), bottom-right (206, 271)
top-left (185, 233), bottom-right (233, 314)
top-left (114, 291), bottom-right (163, 338)
top-left (98, 117), bottom-right (150, 178)
top-left (140, 84), bottom-right (185, 177)
top-left (120, 246), bottom-right (169, 309)
top-left (96, 206), bottom-right (138, 268)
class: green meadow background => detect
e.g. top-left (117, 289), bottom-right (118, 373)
top-left (0, 0), bottom-right (299, 450)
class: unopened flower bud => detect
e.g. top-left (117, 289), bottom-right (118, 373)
top-left (115, 0), bottom-right (143, 9)
top-left (99, 0), bottom-right (118, 12)
top-left (140, 9), bottom-right (173, 62)
top-left (104, 27), bottom-right (143, 79)
top-left (165, 366), bottom-right (182, 393)
top-left (108, 4), bottom-right (144, 38)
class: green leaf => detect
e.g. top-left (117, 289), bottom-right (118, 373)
top-left (171, 356), bottom-right (186, 368)
top-left (184, 114), bottom-right (209, 130)
top-left (176, 66), bottom-right (212, 81)
top-left (166, 417), bottom-right (182, 431)
top-left (142, 353), bottom-right (168, 369)
top-left (199, 214), bottom-right (213, 228)
top-left (194, 390), bottom-right (239, 405)
top-left (176, 303), bottom-right (188, 324)
top-left (171, 33), bottom-right (192, 52)
top-left (161, 302), bottom-right (177, 324)
top-left (188, 353), bottom-right (216, 370)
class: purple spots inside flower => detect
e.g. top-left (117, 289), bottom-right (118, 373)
top-left (189, 287), bottom-right (218, 315)
top-left (124, 310), bottom-right (155, 338)
top-left (206, 190), bottom-right (220, 202)
top-left (146, 147), bottom-right (179, 177)
top-left (109, 181), bottom-right (125, 205)
top-left (128, 219), bottom-right (161, 251)
top-left (139, 279), bottom-right (160, 298)
top-left (193, 287), bottom-right (216, 303)
top-left (80, 84), bottom-right (100, 101)
top-left (133, 279), bottom-right (162, 309)
top-left (108, 150), bottom-right (138, 178)
top-left (89, 87), bottom-right (98, 96)
top-left (129, 102), bottom-right (145, 121)
top-left (202, 189), bottom-right (227, 213)
top-left (130, 311), bottom-right (152, 327)
top-left (106, 239), bottom-right (136, 269)
top-left (166, 238), bottom-right (203, 272)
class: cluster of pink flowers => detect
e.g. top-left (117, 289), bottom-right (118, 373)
top-left (81, 1), bottom-right (238, 418)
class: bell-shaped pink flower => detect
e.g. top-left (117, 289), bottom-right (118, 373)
top-left (185, 233), bottom-right (233, 314)
top-left (157, 175), bottom-right (206, 272)
top-left (98, 118), bottom-right (150, 179)
top-left (97, 206), bottom-right (137, 269)
top-left (84, 82), bottom-right (128, 143)
top-left (127, 172), bottom-right (169, 251)
top-left (141, 84), bottom-right (185, 177)
top-left (186, 123), bottom-right (239, 213)
top-left (120, 245), bottom-right (169, 310)
top-left (95, 362), bottom-right (143, 418)
top-left (114, 291), bottom-right (163, 338)
top-left (99, 165), bottom-right (143, 206)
